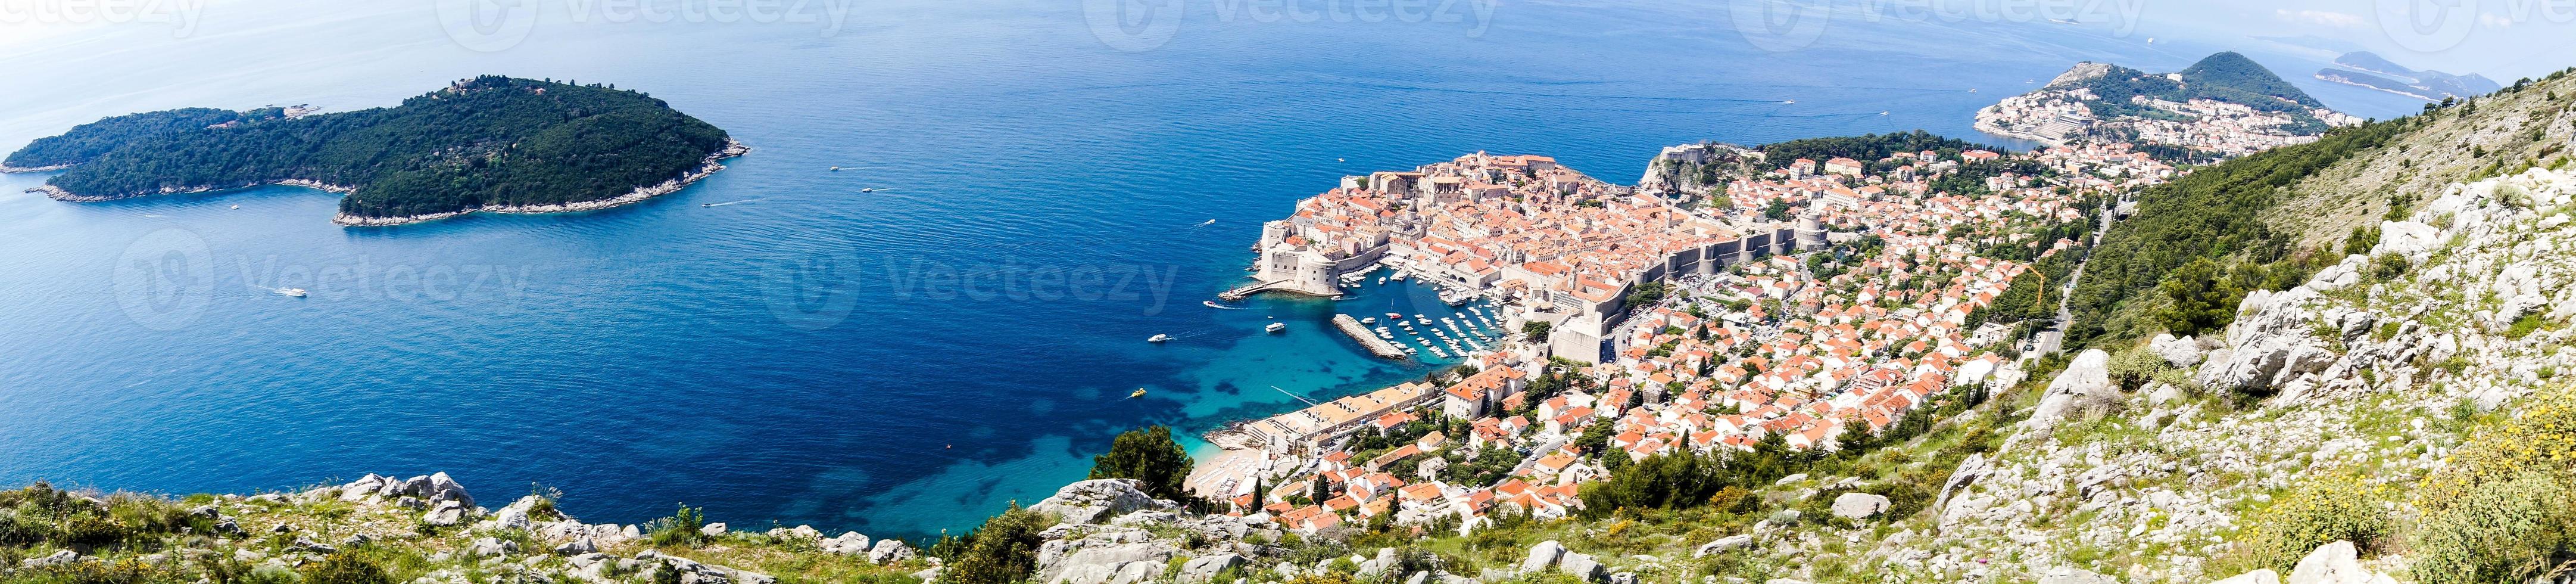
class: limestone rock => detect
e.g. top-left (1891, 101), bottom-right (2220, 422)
top-left (2035, 566), bottom-right (2116, 584)
top-left (868, 539), bottom-right (916, 564)
top-left (1030, 479), bottom-right (1175, 525)
top-left (2287, 540), bottom-right (2382, 584)
top-left (1558, 552), bottom-right (1606, 582)
top-left (2150, 333), bottom-right (2204, 367)
top-left (467, 537), bottom-right (519, 557)
top-left (21, 549), bottom-right (78, 568)
top-left (701, 522), bottom-right (729, 537)
top-left (1178, 553), bottom-right (1246, 583)
top-left (2024, 349), bottom-right (2119, 431)
top-left (555, 536), bottom-right (598, 555)
top-left (339, 474), bottom-right (389, 502)
top-left (2374, 220), bottom-right (2441, 260)
top-left (821, 532), bottom-right (873, 555)
top-left (422, 472), bottom-right (475, 508)
top-left (423, 499), bottom-right (468, 526)
top-left (1830, 492), bottom-right (1891, 520)
top-left (1520, 540), bottom-right (1565, 573)
top-left (2212, 569), bottom-right (2281, 584)
top-left (1692, 535), bottom-right (1752, 558)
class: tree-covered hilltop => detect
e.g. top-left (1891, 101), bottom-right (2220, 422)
top-left (1, 108), bottom-right (257, 170)
top-left (15, 76), bottom-right (737, 222)
top-left (2062, 52), bottom-right (2331, 133)
top-left (1752, 130), bottom-right (2006, 172)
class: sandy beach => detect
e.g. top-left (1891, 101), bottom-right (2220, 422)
top-left (1185, 446), bottom-right (1267, 500)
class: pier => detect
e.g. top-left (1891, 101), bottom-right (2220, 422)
top-left (1333, 313), bottom-right (1409, 359)
top-left (1219, 281), bottom-right (1324, 302)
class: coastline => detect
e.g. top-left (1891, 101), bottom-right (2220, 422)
top-left (26, 180), bottom-right (355, 202)
top-left (333, 139), bottom-right (750, 227)
top-left (1970, 105), bottom-right (2070, 148)
top-left (2313, 73), bottom-right (2441, 102)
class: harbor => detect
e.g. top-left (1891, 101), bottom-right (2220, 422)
top-left (1333, 313), bottom-right (1408, 359)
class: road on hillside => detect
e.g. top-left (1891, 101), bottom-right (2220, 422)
top-left (2028, 195), bottom-right (2125, 359)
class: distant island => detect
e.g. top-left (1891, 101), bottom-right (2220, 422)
top-left (4, 76), bottom-right (746, 226)
top-left (1976, 52), bottom-right (2361, 162)
top-left (2315, 51), bottom-right (2501, 101)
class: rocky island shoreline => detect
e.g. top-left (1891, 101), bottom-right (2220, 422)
top-left (7, 76), bottom-right (739, 227)
top-left (331, 139), bottom-right (750, 227)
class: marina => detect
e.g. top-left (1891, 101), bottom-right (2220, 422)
top-left (1332, 313), bottom-right (1408, 359)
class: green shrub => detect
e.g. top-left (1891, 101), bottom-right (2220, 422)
top-left (2507, 314), bottom-right (2550, 340)
top-left (936, 504), bottom-right (1051, 584)
top-left (2106, 345), bottom-right (2169, 392)
top-left (645, 504), bottom-right (708, 548)
top-left (2409, 472), bottom-right (2576, 584)
top-left (301, 552), bottom-right (397, 584)
top-left (2365, 253), bottom-right (2409, 281)
top-left (2225, 476), bottom-right (2390, 573)
top-left (3, 558), bottom-right (192, 584)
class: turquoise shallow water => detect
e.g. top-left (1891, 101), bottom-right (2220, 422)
top-left (0, 0), bottom-right (2428, 539)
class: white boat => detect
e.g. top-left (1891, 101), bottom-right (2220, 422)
top-left (229, 204), bottom-right (240, 209)
top-left (1266, 322), bottom-right (1287, 333)
top-left (276, 287), bottom-right (307, 297)
top-left (1147, 334), bottom-right (1169, 343)
top-left (1361, 317), bottom-right (1376, 324)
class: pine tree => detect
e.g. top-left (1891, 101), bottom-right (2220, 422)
top-left (1087, 426), bottom-right (1195, 502)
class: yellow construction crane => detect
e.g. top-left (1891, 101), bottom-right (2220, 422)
top-left (2032, 270), bottom-right (2048, 313)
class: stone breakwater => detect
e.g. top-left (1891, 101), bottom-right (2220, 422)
top-left (334, 139), bottom-right (751, 227)
top-left (1334, 313), bottom-right (1409, 359)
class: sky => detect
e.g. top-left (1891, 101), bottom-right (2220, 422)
top-left (1, 0), bottom-right (2571, 87)
top-left (2126, 0), bottom-right (2576, 81)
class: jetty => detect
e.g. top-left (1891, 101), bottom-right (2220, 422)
top-left (1334, 313), bottom-right (1409, 359)
top-left (1217, 281), bottom-right (1287, 301)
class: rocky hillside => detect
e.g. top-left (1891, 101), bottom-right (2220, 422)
top-left (8, 74), bottom-right (2575, 584)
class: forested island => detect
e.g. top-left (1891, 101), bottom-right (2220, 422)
top-left (4, 76), bottom-right (746, 226)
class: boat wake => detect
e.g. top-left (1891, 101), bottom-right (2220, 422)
top-left (701, 198), bottom-right (763, 207)
top-left (1203, 300), bottom-right (1246, 309)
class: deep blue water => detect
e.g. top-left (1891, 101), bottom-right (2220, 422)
top-left (0, 0), bottom-right (2428, 539)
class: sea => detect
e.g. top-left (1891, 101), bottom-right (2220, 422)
top-left (0, 0), bottom-right (2431, 539)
